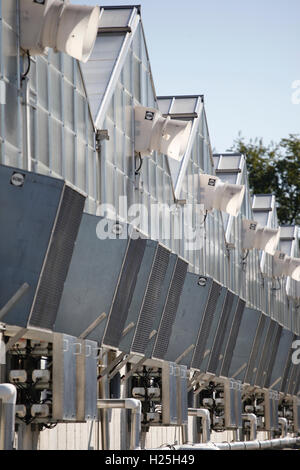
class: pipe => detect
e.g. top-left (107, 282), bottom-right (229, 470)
top-left (242, 413), bottom-right (257, 441)
top-left (154, 437), bottom-right (300, 451)
top-left (188, 408), bottom-right (211, 443)
top-left (278, 417), bottom-right (288, 438)
top-left (97, 399), bottom-right (141, 450)
top-left (0, 384), bottom-right (17, 450)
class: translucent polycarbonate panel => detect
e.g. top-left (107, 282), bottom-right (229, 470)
top-left (218, 173), bottom-right (238, 184)
top-left (280, 226), bottom-right (297, 239)
top-left (158, 98), bottom-right (172, 115)
top-left (100, 8), bottom-right (133, 27)
top-left (216, 154), bottom-right (241, 170)
top-left (81, 33), bottom-right (125, 121)
top-left (169, 97), bottom-right (198, 115)
top-left (253, 211), bottom-right (269, 226)
top-left (252, 195), bottom-right (274, 209)
top-left (280, 240), bottom-right (293, 256)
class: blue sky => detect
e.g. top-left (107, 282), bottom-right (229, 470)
top-left (71, 0), bottom-right (300, 152)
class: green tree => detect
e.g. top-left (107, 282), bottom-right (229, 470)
top-left (231, 133), bottom-right (300, 225)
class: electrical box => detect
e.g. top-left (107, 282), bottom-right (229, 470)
top-left (177, 365), bottom-right (188, 426)
top-left (224, 379), bottom-right (243, 429)
top-left (293, 397), bottom-right (300, 434)
top-left (0, 164), bottom-right (85, 330)
top-left (52, 333), bottom-right (78, 421)
top-left (162, 362), bottom-right (178, 425)
top-left (263, 390), bottom-right (279, 431)
top-left (76, 339), bottom-right (98, 421)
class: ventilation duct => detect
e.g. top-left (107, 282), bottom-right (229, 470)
top-left (163, 275), bottom-right (224, 369)
top-left (198, 173), bottom-right (245, 217)
top-left (20, 0), bottom-right (100, 62)
top-left (241, 219), bottom-right (280, 255)
top-left (134, 106), bottom-right (192, 161)
top-left (228, 308), bottom-right (262, 383)
top-left (0, 164), bottom-right (85, 330)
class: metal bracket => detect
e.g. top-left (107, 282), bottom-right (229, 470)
top-left (121, 356), bottom-right (146, 383)
top-left (109, 354), bottom-right (135, 380)
top-left (5, 328), bottom-right (28, 351)
top-left (0, 283), bottom-right (30, 322)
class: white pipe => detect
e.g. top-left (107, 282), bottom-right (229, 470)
top-left (278, 417), bottom-right (288, 438)
top-left (97, 399), bottom-right (141, 450)
top-left (242, 413), bottom-right (257, 441)
top-left (0, 384), bottom-right (17, 450)
top-left (188, 408), bottom-right (211, 443)
top-left (154, 437), bottom-right (300, 451)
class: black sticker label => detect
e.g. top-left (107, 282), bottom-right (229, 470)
top-left (249, 223), bottom-right (257, 230)
top-left (10, 172), bottom-right (25, 187)
top-left (145, 111), bottom-right (155, 121)
top-left (208, 178), bottom-right (216, 186)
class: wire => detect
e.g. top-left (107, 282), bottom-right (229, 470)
top-left (135, 153), bottom-right (143, 175)
top-left (21, 51), bottom-right (31, 81)
top-left (241, 250), bottom-right (249, 261)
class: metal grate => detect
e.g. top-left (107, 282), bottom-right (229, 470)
top-left (207, 290), bottom-right (234, 374)
top-left (29, 186), bottom-right (85, 329)
top-left (191, 281), bottom-right (222, 370)
top-left (264, 325), bottom-right (282, 389)
top-left (221, 299), bottom-right (245, 378)
top-left (280, 335), bottom-right (296, 393)
top-left (102, 237), bottom-right (147, 348)
top-left (152, 258), bottom-right (188, 359)
top-left (245, 314), bottom-right (265, 385)
top-left (131, 245), bottom-right (170, 354)
top-left (255, 321), bottom-right (277, 387)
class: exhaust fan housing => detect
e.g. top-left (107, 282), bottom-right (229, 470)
top-left (20, 0), bottom-right (100, 62)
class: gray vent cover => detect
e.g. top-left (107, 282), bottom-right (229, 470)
top-left (29, 186), bottom-right (85, 329)
top-left (264, 325), bottom-right (283, 389)
top-left (255, 321), bottom-right (278, 388)
top-left (0, 164), bottom-right (85, 330)
top-left (191, 281), bottom-right (222, 370)
top-left (220, 299), bottom-right (246, 378)
top-left (207, 290), bottom-right (235, 375)
top-left (152, 258), bottom-right (188, 360)
top-left (281, 334), bottom-right (297, 394)
top-left (244, 314), bottom-right (270, 386)
top-left (131, 245), bottom-right (170, 354)
top-left (102, 238), bottom-right (147, 348)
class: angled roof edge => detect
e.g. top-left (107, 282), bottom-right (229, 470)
top-left (94, 7), bottom-right (140, 129)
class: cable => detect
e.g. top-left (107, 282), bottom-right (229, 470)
top-left (135, 152), bottom-right (143, 175)
top-left (242, 249), bottom-right (249, 261)
top-left (21, 50), bottom-right (31, 81)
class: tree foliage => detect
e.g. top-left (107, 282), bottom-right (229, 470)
top-left (231, 133), bottom-right (300, 225)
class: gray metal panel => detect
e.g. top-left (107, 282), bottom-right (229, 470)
top-left (266, 329), bottom-right (294, 392)
top-left (177, 365), bottom-right (188, 425)
top-left (224, 380), bottom-right (243, 429)
top-left (0, 164), bottom-right (84, 329)
top-left (207, 290), bottom-right (238, 376)
top-left (162, 362), bottom-right (178, 425)
top-left (220, 298), bottom-right (246, 378)
top-left (255, 320), bottom-right (280, 388)
top-left (131, 248), bottom-right (176, 358)
top-left (29, 186), bottom-right (85, 329)
top-left (287, 363), bottom-right (299, 396)
top-left (76, 339), bottom-right (98, 421)
top-left (55, 215), bottom-right (133, 343)
top-left (244, 314), bottom-right (271, 386)
top-left (293, 397), bottom-right (300, 433)
top-left (281, 334), bottom-right (297, 394)
top-left (52, 333), bottom-right (77, 421)
top-left (228, 308), bottom-right (261, 383)
top-left (164, 276), bottom-right (219, 367)
top-left (198, 286), bottom-right (228, 373)
top-left (131, 244), bottom-right (170, 354)
top-left (102, 236), bottom-right (147, 348)
top-left (190, 280), bottom-right (223, 370)
top-left (263, 325), bottom-right (283, 389)
top-left (117, 240), bottom-right (161, 354)
top-left (149, 255), bottom-right (188, 360)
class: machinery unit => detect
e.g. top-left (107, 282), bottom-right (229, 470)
top-left (206, 291), bottom-right (242, 377)
top-left (268, 328), bottom-right (295, 391)
top-left (163, 275), bottom-right (224, 368)
top-left (254, 320), bottom-right (282, 389)
top-left (0, 164), bottom-right (85, 330)
top-left (227, 307), bottom-right (262, 383)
